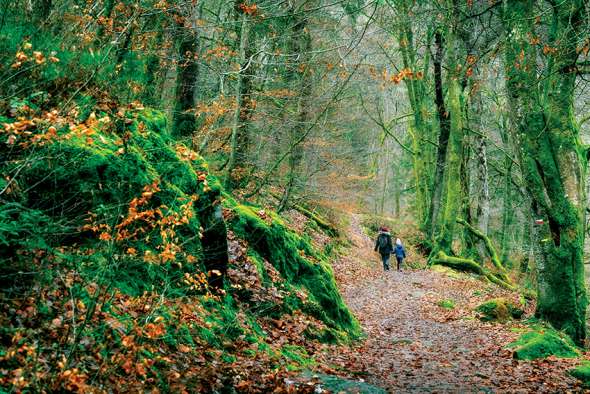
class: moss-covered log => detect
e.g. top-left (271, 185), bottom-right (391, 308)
top-left (432, 251), bottom-right (515, 290)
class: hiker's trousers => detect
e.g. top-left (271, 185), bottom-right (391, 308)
top-left (380, 253), bottom-right (390, 271)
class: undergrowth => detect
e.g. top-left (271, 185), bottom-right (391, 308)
top-left (0, 105), bottom-right (358, 392)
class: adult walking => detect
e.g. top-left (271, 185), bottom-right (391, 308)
top-left (394, 238), bottom-right (406, 271)
top-left (374, 227), bottom-right (393, 271)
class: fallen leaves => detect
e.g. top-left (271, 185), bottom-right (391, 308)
top-left (325, 214), bottom-right (583, 393)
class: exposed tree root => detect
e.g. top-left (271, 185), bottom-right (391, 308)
top-left (456, 218), bottom-right (511, 282)
top-left (432, 251), bottom-right (515, 291)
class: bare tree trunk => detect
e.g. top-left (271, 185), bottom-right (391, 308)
top-left (278, 10), bottom-right (312, 211)
top-left (225, 3), bottom-right (254, 191)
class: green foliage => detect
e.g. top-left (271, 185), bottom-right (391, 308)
top-left (0, 109), bottom-right (220, 296)
top-left (280, 345), bottom-right (315, 370)
top-left (507, 327), bottom-right (580, 360)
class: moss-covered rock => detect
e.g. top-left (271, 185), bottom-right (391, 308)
top-left (224, 200), bottom-right (360, 337)
top-left (508, 328), bottom-right (580, 360)
top-left (569, 361), bottom-right (590, 387)
top-left (1, 109), bottom-right (230, 293)
top-left (296, 372), bottom-right (386, 394)
top-left (475, 298), bottom-right (524, 322)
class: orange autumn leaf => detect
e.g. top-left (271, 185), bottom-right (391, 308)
top-left (99, 232), bottom-right (112, 241)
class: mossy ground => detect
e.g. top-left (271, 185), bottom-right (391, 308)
top-left (569, 361), bottom-right (590, 387)
top-left (507, 326), bottom-right (580, 360)
top-left (0, 107), bottom-right (359, 391)
top-left (224, 199), bottom-right (360, 337)
top-left (437, 299), bottom-right (456, 309)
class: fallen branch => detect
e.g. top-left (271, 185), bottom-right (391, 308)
top-left (269, 192), bottom-right (339, 236)
top-left (292, 204), bottom-right (339, 237)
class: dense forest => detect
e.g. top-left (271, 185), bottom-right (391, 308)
top-left (3, 0), bottom-right (590, 392)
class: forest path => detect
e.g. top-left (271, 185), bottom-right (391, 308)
top-left (328, 214), bottom-right (581, 393)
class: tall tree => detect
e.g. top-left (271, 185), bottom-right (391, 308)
top-left (225, 1), bottom-right (256, 191)
top-left (278, 3), bottom-right (313, 212)
top-left (172, 2), bottom-right (201, 137)
top-left (502, 0), bottom-right (588, 344)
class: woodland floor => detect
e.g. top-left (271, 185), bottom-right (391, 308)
top-left (323, 214), bottom-right (588, 393)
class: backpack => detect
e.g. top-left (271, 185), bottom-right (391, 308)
top-left (377, 234), bottom-right (390, 253)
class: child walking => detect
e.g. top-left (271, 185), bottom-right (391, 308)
top-left (394, 238), bottom-right (406, 271)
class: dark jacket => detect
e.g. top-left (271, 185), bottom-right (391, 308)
top-left (374, 231), bottom-right (393, 255)
top-left (394, 244), bottom-right (406, 259)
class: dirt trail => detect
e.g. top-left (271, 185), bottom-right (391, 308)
top-left (329, 214), bottom-right (582, 393)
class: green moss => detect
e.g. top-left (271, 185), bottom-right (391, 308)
top-left (247, 250), bottom-right (270, 285)
top-left (437, 299), bottom-right (455, 309)
top-left (280, 345), bottom-right (314, 369)
top-left (430, 264), bottom-right (462, 279)
top-left (569, 361), bottom-right (590, 387)
top-left (476, 298), bottom-right (523, 322)
top-left (1, 109), bottom-right (224, 294)
top-left (508, 327), bottom-right (580, 360)
top-left (225, 199), bottom-right (360, 338)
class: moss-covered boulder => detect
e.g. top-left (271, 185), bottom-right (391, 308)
top-left (569, 361), bottom-right (590, 387)
top-left (1, 109), bottom-right (230, 293)
top-left (475, 298), bottom-right (524, 322)
top-left (224, 200), bottom-right (360, 337)
top-left (508, 328), bottom-right (580, 360)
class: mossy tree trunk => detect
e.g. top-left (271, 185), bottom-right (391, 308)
top-left (172, 4), bottom-right (201, 137)
top-left (142, 16), bottom-right (165, 107)
top-left (201, 204), bottom-right (229, 289)
top-left (471, 126), bottom-right (490, 261)
top-left (429, 2), bottom-right (467, 257)
top-left (499, 122), bottom-right (514, 262)
top-left (225, 2), bottom-right (255, 191)
top-left (502, 0), bottom-right (588, 344)
top-left (434, 78), bottom-right (464, 255)
top-left (393, 0), bottom-right (435, 231)
top-left (428, 31), bottom-right (452, 242)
